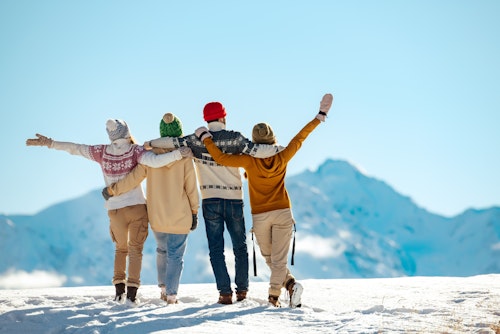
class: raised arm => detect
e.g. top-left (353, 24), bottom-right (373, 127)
top-left (278, 93), bottom-right (334, 162)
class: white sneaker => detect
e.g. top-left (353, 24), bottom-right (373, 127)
top-left (289, 282), bottom-right (303, 308)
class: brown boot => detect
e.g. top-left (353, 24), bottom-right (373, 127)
top-left (236, 290), bottom-right (247, 302)
top-left (218, 293), bottom-right (233, 305)
top-left (268, 295), bottom-right (281, 307)
top-left (285, 278), bottom-right (295, 295)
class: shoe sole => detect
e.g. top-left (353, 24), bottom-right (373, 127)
top-left (290, 283), bottom-right (303, 308)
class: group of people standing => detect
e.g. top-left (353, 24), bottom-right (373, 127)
top-left (26, 93), bottom-right (333, 309)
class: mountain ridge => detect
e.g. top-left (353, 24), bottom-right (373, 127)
top-left (1, 158), bottom-right (498, 288)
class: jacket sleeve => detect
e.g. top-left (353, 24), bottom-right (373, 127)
top-left (184, 160), bottom-right (200, 213)
top-left (109, 164), bottom-right (148, 196)
top-left (278, 118), bottom-right (321, 163)
top-left (250, 143), bottom-right (283, 158)
top-left (139, 149), bottom-right (182, 168)
top-left (50, 141), bottom-right (95, 161)
top-left (235, 133), bottom-right (282, 158)
top-left (148, 136), bottom-right (189, 149)
top-left (204, 138), bottom-right (252, 168)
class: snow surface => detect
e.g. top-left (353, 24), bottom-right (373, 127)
top-left (1, 275), bottom-right (499, 334)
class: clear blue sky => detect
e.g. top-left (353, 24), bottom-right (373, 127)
top-left (1, 1), bottom-right (499, 217)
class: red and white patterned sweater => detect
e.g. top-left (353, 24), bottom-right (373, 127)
top-left (51, 138), bottom-right (182, 210)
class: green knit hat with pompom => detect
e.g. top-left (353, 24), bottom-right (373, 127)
top-left (160, 113), bottom-right (183, 137)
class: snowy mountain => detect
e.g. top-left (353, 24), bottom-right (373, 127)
top-left (287, 160), bottom-right (500, 277)
top-left (1, 159), bottom-right (499, 288)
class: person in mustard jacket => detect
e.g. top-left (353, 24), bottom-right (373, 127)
top-left (103, 113), bottom-right (199, 305)
top-left (195, 93), bottom-right (333, 308)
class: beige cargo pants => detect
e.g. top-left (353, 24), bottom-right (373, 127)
top-left (252, 208), bottom-right (296, 297)
top-left (108, 204), bottom-right (149, 288)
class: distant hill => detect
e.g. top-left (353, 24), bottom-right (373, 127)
top-left (1, 159), bottom-right (498, 287)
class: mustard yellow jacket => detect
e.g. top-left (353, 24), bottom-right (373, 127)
top-left (204, 118), bottom-right (320, 214)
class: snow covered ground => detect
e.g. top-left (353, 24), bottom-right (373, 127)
top-left (1, 275), bottom-right (499, 334)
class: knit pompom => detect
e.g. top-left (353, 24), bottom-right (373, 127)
top-left (160, 113), bottom-right (183, 137)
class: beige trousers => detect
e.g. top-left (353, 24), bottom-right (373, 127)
top-left (108, 204), bottom-right (149, 288)
top-left (252, 208), bottom-right (296, 297)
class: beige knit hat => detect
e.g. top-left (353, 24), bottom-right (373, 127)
top-left (252, 122), bottom-right (276, 144)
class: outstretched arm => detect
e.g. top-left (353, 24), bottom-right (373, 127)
top-left (26, 133), bottom-right (95, 160)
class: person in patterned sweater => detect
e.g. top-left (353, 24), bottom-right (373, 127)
top-left (144, 102), bottom-right (281, 304)
top-left (26, 119), bottom-right (193, 303)
top-left (102, 113), bottom-right (200, 305)
top-left (195, 93), bottom-right (333, 308)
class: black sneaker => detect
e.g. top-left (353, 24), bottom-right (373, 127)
top-left (127, 286), bottom-right (138, 303)
top-left (114, 283), bottom-right (125, 301)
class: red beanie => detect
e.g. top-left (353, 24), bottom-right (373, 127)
top-left (203, 102), bottom-right (227, 121)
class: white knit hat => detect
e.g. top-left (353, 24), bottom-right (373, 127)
top-left (106, 119), bottom-right (131, 141)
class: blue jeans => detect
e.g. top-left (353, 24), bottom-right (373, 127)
top-left (153, 231), bottom-right (188, 296)
top-left (202, 198), bottom-right (249, 295)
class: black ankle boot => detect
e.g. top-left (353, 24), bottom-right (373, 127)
top-left (127, 286), bottom-right (138, 302)
top-left (114, 283), bottom-right (125, 301)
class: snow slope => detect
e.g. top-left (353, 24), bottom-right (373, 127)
top-left (0, 275), bottom-right (499, 334)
